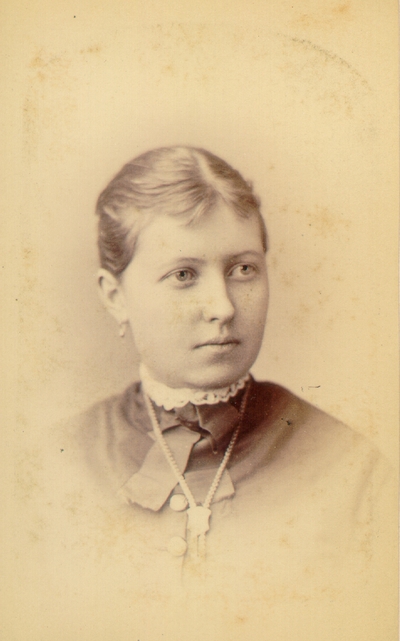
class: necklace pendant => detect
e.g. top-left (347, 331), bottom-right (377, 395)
top-left (186, 506), bottom-right (211, 538)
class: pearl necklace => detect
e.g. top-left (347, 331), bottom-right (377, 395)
top-left (143, 383), bottom-right (251, 560)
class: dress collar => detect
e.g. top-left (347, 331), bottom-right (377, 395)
top-left (118, 375), bottom-right (252, 511)
top-left (118, 394), bottom-right (244, 511)
top-left (139, 363), bottom-right (250, 411)
top-left (156, 401), bottom-right (241, 453)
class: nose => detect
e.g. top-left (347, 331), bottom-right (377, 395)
top-left (200, 275), bottom-right (235, 324)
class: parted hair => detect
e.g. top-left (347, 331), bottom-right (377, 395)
top-left (96, 146), bottom-right (267, 277)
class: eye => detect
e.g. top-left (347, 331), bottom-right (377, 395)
top-left (174, 269), bottom-right (194, 282)
top-left (229, 263), bottom-right (257, 279)
top-left (165, 268), bottom-right (197, 286)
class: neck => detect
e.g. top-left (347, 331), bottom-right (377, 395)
top-left (139, 364), bottom-right (250, 411)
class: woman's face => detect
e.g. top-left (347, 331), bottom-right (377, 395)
top-left (109, 203), bottom-right (269, 389)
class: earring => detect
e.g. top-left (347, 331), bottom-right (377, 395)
top-left (119, 321), bottom-right (127, 338)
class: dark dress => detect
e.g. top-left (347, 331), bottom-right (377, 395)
top-left (23, 378), bottom-right (396, 640)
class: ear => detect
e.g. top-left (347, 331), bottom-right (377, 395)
top-left (97, 268), bottom-right (129, 325)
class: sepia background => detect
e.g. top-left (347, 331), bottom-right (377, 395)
top-left (3, 0), bottom-right (398, 458)
top-left (1, 0), bottom-right (398, 639)
top-left (2, 1), bottom-right (399, 459)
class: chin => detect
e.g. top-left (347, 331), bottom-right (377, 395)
top-left (185, 364), bottom-right (250, 390)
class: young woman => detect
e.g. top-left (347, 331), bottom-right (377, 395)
top-left (40, 147), bottom-right (394, 640)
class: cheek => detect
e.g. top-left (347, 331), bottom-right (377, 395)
top-left (236, 284), bottom-right (269, 321)
top-left (258, 287), bottom-right (270, 318)
top-left (158, 291), bottom-right (201, 326)
top-left (125, 294), bottom-right (158, 347)
top-left (128, 293), bottom-right (193, 345)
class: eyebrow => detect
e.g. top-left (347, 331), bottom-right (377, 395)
top-left (226, 250), bottom-right (265, 262)
top-left (159, 251), bottom-right (264, 271)
top-left (158, 257), bottom-right (206, 270)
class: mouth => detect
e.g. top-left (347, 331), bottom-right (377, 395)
top-left (195, 337), bottom-right (240, 349)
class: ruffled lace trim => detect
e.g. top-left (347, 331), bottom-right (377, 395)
top-left (139, 364), bottom-right (250, 411)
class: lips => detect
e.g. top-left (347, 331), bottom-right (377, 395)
top-left (195, 337), bottom-right (240, 349)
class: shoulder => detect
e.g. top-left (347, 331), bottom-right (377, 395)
top-left (249, 378), bottom-right (370, 445)
top-left (247, 378), bottom-right (390, 487)
top-left (65, 381), bottom-right (145, 430)
top-left (51, 382), bottom-right (151, 492)
top-left (57, 381), bottom-right (150, 449)
top-left (242, 380), bottom-right (395, 550)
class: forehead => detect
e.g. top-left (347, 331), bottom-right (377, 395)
top-left (133, 204), bottom-right (265, 265)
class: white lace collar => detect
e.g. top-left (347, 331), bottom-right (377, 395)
top-left (139, 364), bottom-right (250, 411)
